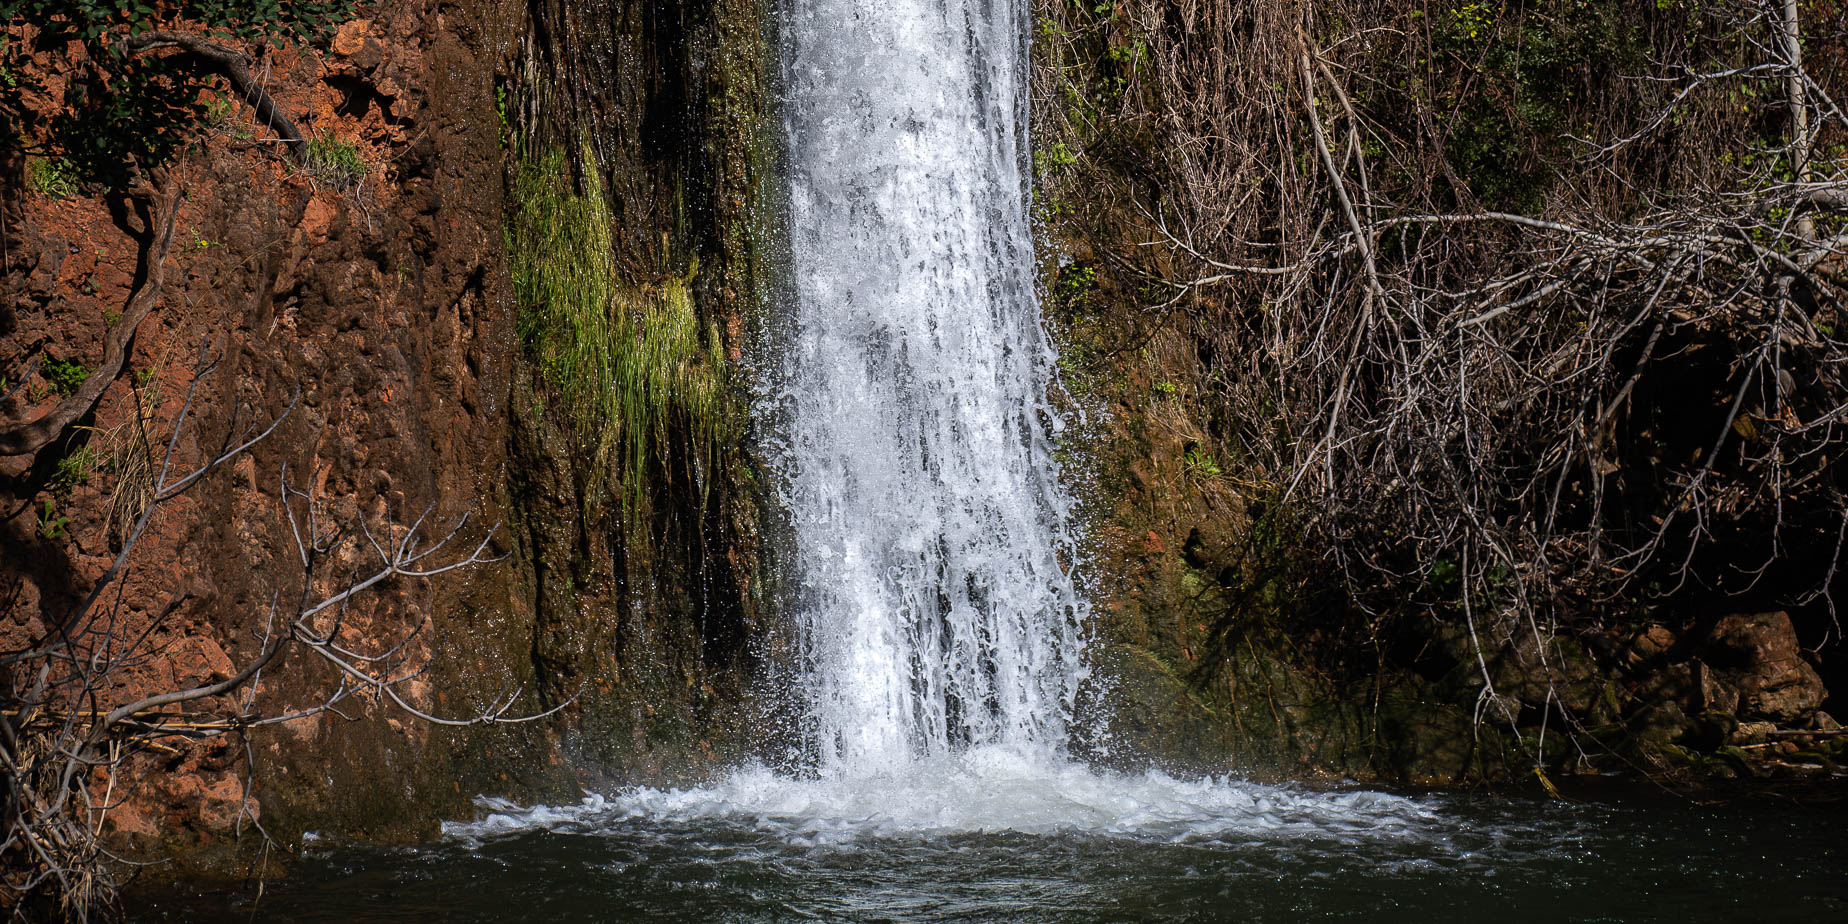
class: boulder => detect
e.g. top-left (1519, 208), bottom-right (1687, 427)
top-left (1703, 612), bottom-right (1826, 722)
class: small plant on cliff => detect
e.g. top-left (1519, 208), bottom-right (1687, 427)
top-left (39, 355), bottom-right (89, 398)
top-left (26, 157), bottom-right (80, 199)
top-left (50, 445), bottom-right (99, 495)
top-left (303, 131), bottom-right (368, 188)
top-left (35, 497), bottom-right (67, 538)
top-left (1182, 446), bottom-right (1223, 480)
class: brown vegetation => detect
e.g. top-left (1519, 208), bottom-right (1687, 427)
top-left (1037, 0), bottom-right (1846, 768)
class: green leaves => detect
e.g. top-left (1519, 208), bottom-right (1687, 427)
top-left (1, 0), bottom-right (359, 187)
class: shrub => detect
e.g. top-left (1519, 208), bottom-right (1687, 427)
top-left (40, 355), bottom-right (89, 397)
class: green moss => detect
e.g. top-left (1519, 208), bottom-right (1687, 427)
top-left (508, 141), bottom-right (733, 522)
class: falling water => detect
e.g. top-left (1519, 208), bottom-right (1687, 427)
top-left (440, 0), bottom-right (1443, 847)
top-left (769, 0), bottom-right (1087, 772)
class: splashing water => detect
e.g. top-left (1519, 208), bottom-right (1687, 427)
top-left (445, 746), bottom-right (1445, 846)
top-left (454, 0), bottom-right (1442, 843)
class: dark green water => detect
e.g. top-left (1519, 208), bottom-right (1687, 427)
top-left (134, 785), bottom-right (1846, 923)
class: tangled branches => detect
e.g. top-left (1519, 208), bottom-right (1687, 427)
top-left (1, 355), bottom-right (562, 921)
top-left (1037, 0), bottom-right (1847, 739)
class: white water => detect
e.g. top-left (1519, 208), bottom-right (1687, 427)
top-left (446, 746), bottom-right (1446, 846)
top-left (448, 0), bottom-right (1443, 844)
top-left (770, 0), bottom-right (1084, 772)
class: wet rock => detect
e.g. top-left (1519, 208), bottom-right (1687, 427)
top-left (1634, 701), bottom-right (1692, 746)
top-left (1489, 631), bottom-right (1607, 720)
top-left (1695, 661), bottom-right (1742, 715)
top-left (1685, 711), bottom-right (1739, 752)
top-left (1091, 644), bottom-right (1235, 773)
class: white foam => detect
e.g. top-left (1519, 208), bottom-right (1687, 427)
top-left (443, 747), bottom-right (1442, 847)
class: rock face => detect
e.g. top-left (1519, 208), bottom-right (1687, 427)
top-left (1703, 613), bottom-right (1826, 722)
top-left (2, 0), bottom-right (771, 878)
top-left (1, 0), bottom-right (575, 870)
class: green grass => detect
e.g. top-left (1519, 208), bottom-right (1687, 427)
top-left (52, 446), bottom-right (99, 494)
top-left (27, 158), bottom-right (81, 199)
top-left (304, 132), bottom-right (368, 187)
top-left (508, 140), bottom-right (732, 521)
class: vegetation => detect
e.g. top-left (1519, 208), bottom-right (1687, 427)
top-left (38, 355), bottom-right (89, 398)
top-left (50, 444), bottom-right (98, 495)
top-left (25, 156), bottom-right (79, 199)
top-left (508, 141), bottom-right (733, 521)
top-left (1036, 0), bottom-right (1847, 769)
top-left (303, 131), bottom-right (367, 187)
top-left (0, 0), bottom-right (357, 184)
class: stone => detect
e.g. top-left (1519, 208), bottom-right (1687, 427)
top-left (332, 18), bottom-right (374, 57)
top-left (1694, 660), bottom-right (1741, 715)
top-left (1734, 721), bottom-right (1777, 745)
top-left (1704, 612), bottom-right (1826, 722)
top-left (1632, 624), bottom-right (1677, 660)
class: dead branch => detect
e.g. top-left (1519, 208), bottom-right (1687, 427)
top-left (0, 185), bottom-right (180, 457)
top-left (121, 31), bottom-right (308, 159)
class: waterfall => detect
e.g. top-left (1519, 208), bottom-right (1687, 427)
top-left (769, 0), bottom-right (1088, 774)
top-left (450, 0), bottom-right (1440, 848)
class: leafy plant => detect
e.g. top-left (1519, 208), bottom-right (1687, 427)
top-left (1183, 446), bottom-right (1223, 479)
top-left (40, 354), bottom-right (89, 397)
top-left (36, 498), bottom-right (67, 539)
top-left (26, 157), bottom-right (81, 199)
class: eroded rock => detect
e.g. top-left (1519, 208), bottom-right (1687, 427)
top-left (1703, 612), bottom-right (1826, 722)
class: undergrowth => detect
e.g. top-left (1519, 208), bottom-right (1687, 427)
top-left (26, 157), bottom-right (80, 199)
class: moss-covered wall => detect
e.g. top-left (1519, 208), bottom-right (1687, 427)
top-left (500, 0), bottom-right (777, 787)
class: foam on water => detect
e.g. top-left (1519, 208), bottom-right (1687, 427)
top-left (444, 747), bottom-right (1444, 847)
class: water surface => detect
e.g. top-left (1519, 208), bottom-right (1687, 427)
top-left (136, 757), bottom-right (1847, 923)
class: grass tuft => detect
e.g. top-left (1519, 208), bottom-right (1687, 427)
top-left (303, 133), bottom-right (368, 188)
